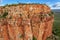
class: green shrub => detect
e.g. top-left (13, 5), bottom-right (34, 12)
top-left (0, 12), bottom-right (8, 18)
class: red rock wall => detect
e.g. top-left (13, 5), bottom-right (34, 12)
top-left (0, 4), bottom-right (54, 40)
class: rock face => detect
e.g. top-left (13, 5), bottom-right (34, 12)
top-left (0, 4), bottom-right (54, 40)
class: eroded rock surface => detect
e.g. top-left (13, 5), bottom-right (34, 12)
top-left (0, 4), bottom-right (54, 40)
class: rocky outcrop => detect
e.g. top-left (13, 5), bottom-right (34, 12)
top-left (0, 4), bottom-right (54, 40)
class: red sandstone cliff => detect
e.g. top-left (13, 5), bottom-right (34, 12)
top-left (0, 4), bottom-right (54, 40)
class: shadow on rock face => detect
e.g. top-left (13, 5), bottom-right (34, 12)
top-left (46, 34), bottom-right (59, 40)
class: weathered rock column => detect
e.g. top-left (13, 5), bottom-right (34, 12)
top-left (0, 4), bottom-right (54, 40)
